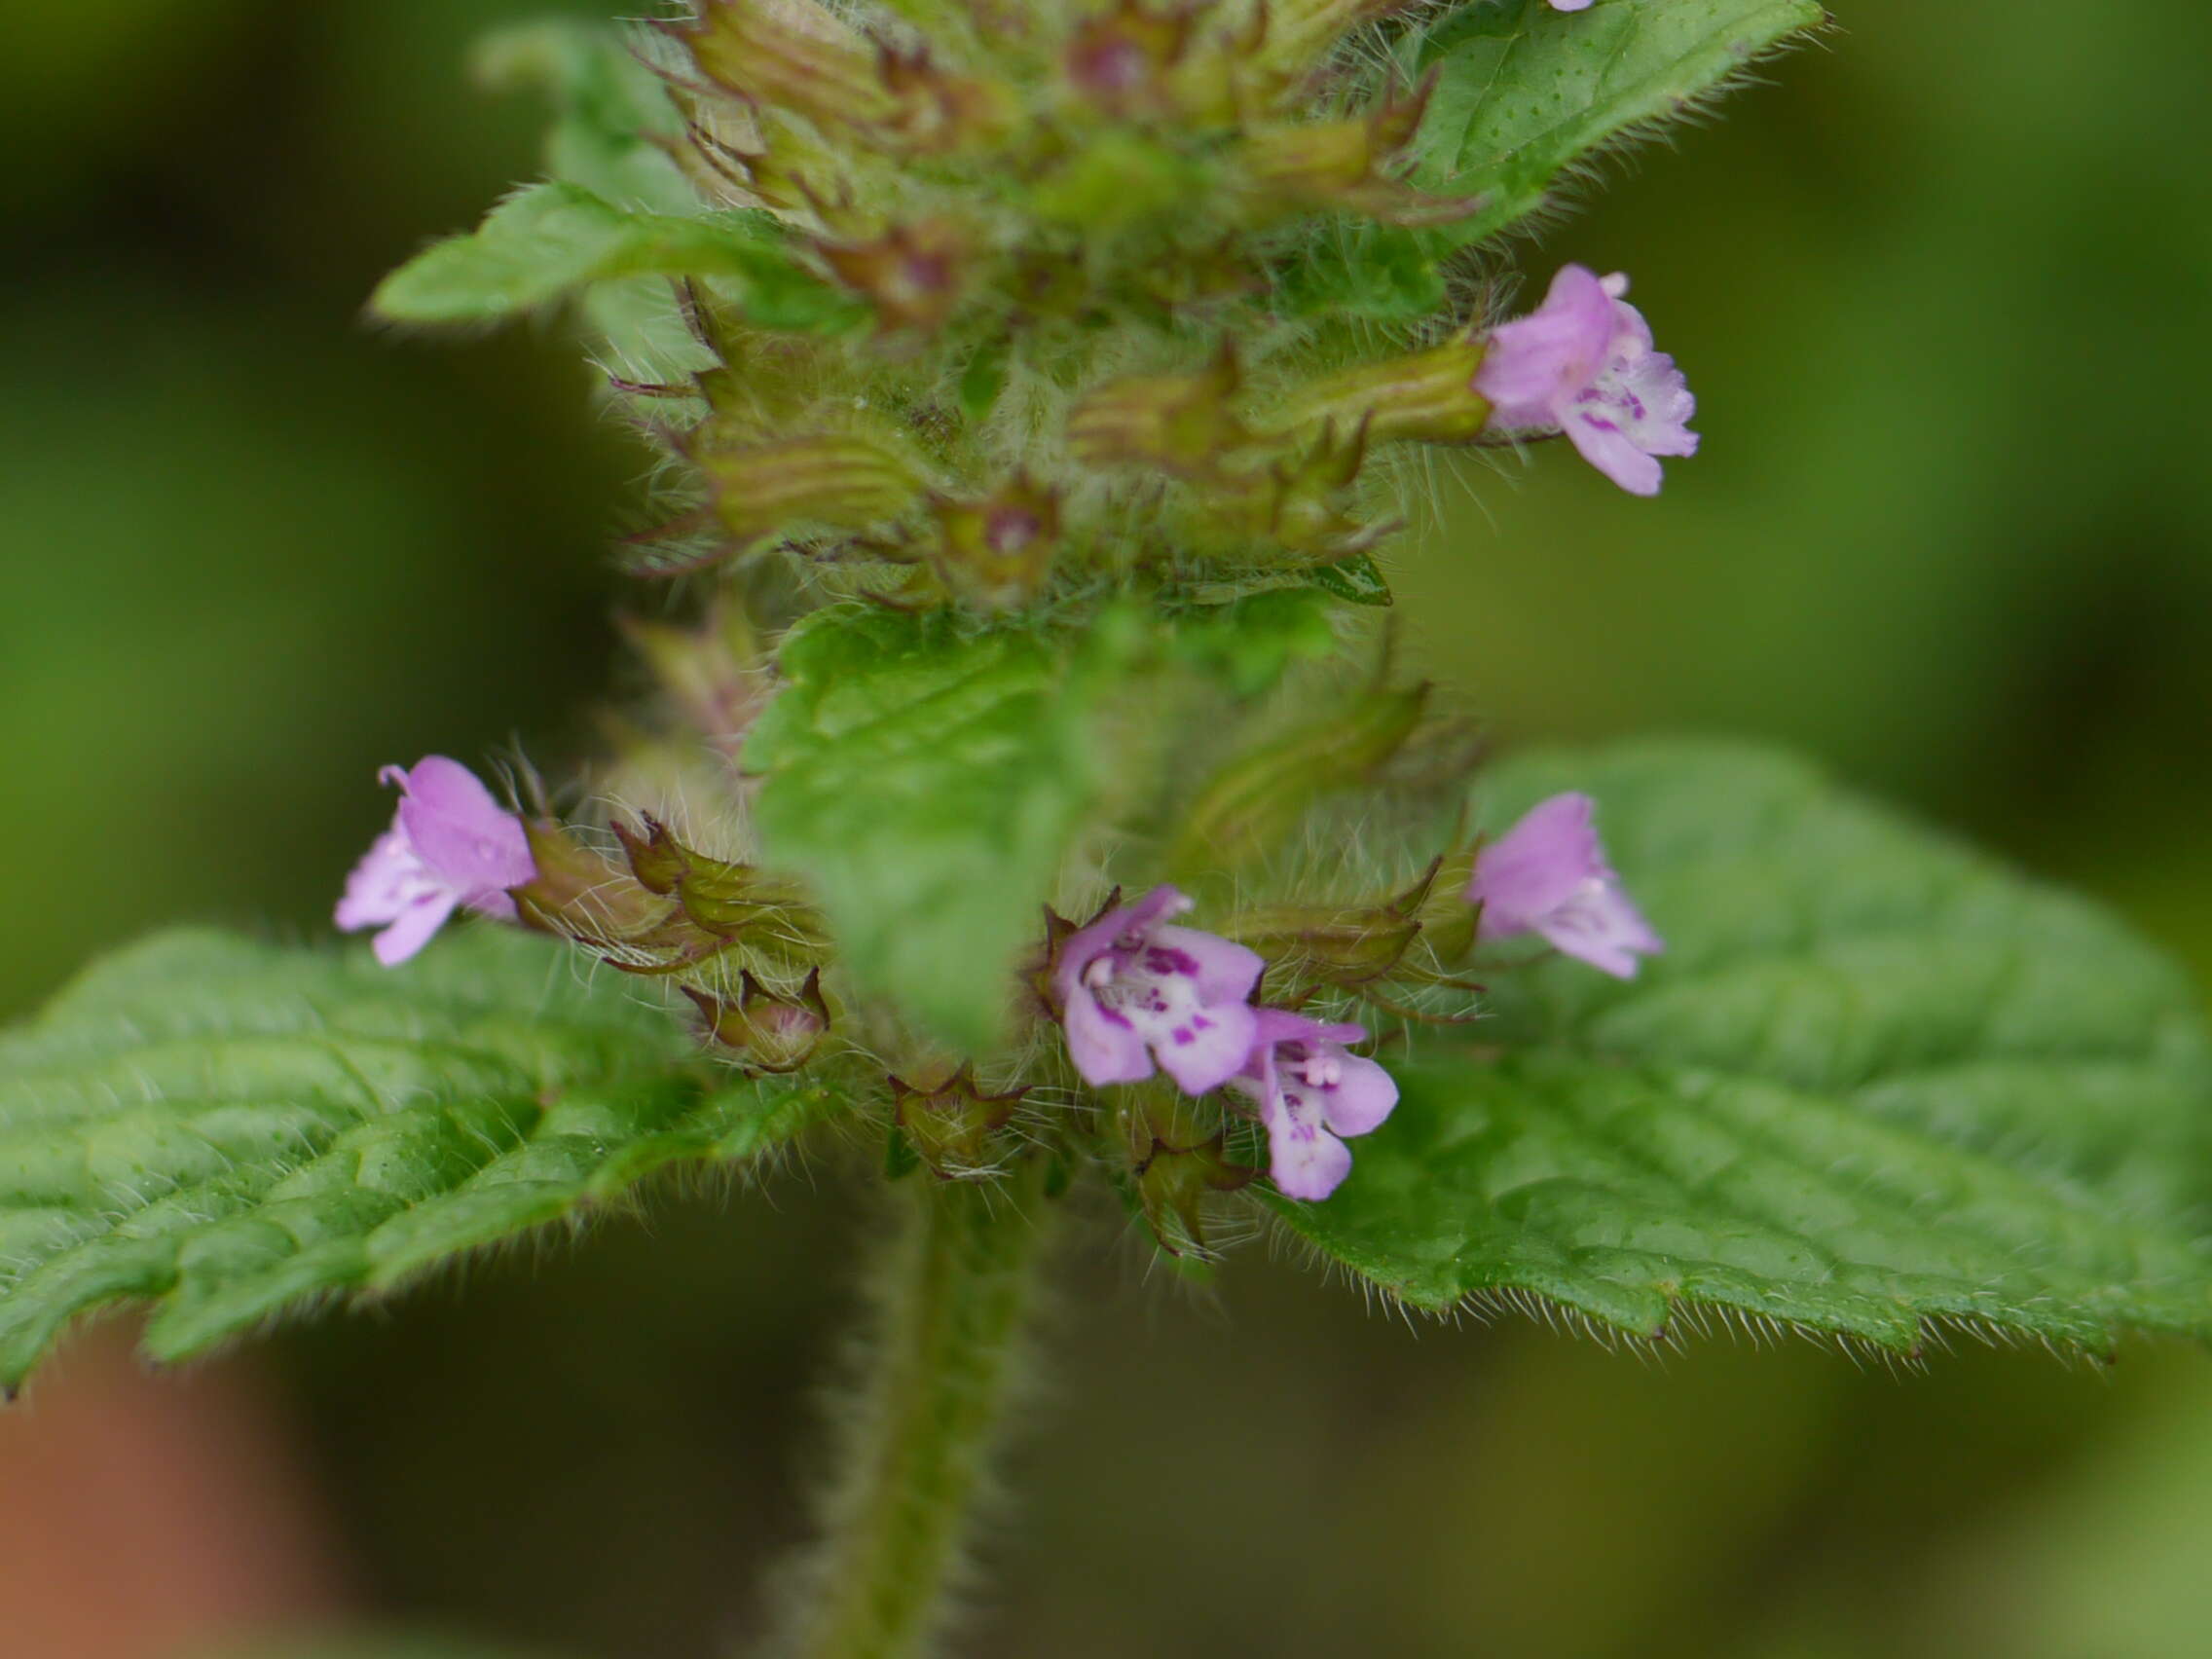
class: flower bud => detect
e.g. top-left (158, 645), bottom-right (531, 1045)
top-left (1240, 76), bottom-right (1474, 225)
top-left (818, 218), bottom-right (974, 336)
top-left (926, 475), bottom-right (1063, 608)
top-left (1209, 418), bottom-right (1381, 557)
top-left (1170, 681), bottom-right (1429, 876)
top-left (1271, 335), bottom-right (1491, 447)
top-left (870, 41), bottom-right (1018, 154)
top-left (890, 1065), bottom-right (1027, 1179)
top-left (676, 0), bottom-right (895, 136)
top-left (1063, 0), bottom-right (1198, 119)
top-left (510, 820), bottom-right (667, 942)
top-left (683, 969), bottom-right (831, 1072)
top-left (1216, 893), bottom-right (1426, 993)
top-left (685, 430), bottom-right (925, 556)
top-left (1066, 342), bottom-right (1255, 480)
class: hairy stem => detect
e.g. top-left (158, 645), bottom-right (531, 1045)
top-left (775, 1167), bottom-right (1053, 1659)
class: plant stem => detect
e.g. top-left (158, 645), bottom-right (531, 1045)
top-left (776, 1166), bottom-right (1053, 1659)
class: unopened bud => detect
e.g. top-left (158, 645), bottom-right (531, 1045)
top-left (871, 42), bottom-right (1018, 154)
top-left (927, 475), bottom-right (1062, 608)
top-left (1217, 894), bottom-right (1425, 992)
top-left (1271, 335), bottom-right (1491, 447)
top-left (1211, 418), bottom-right (1381, 557)
top-left (1064, 0), bottom-right (1197, 118)
top-left (677, 0), bottom-right (894, 134)
top-left (1246, 0), bottom-right (1406, 91)
top-left (1170, 681), bottom-right (1430, 876)
top-left (1240, 76), bottom-right (1473, 226)
top-left (819, 218), bottom-right (973, 335)
top-left (511, 820), bottom-right (667, 942)
top-left (684, 969), bottom-right (831, 1071)
top-left (686, 430), bottom-right (925, 554)
top-left (1067, 342), bottom-right (1254, 480)
top-left (890, 1065), bottom-right (1027, 1178)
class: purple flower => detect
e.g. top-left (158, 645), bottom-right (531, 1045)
top-left (1466, 792), bottom-right (1662, 979)
top-left (1055, 885), bottom-right (1264, 1094)
top-left (335, 756), bottom-right (535, 967)
top-left (1229, 1010), bottom-right (1398, 1201)
top-left (1548, 0), bottom-right (1596, 10)
top-left (1474, 263), bottom-right (1697, 497)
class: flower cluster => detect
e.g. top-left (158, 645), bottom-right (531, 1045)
top-left (333, 0), bottom-right (1690, 1232)
top-left (1044, 785), bottom-right (1659, 1201)
top-left (337, 752), bottom-right (1661, 1209)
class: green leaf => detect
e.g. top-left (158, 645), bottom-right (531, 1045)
top-left (0, 927), bottom-right (836, 1392)
top-left (1275, 741), bottom-right (2212, 1354)
top-left (472, 19), bottom-right (695, 214)
top-left (371, 181), bottom-right (862, 332)
top-left (1410, 0), bottom-right (1825, 248)
top-left (1168, 588), bottom-right (1342, 698)
top-left (747, 608), bottom-right (1131, 1052)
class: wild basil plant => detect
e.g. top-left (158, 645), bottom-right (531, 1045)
top-left (7, 4), bottom-right (2212, 1657)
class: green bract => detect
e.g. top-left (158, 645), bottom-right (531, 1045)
top-left (0, 929), bottom-right (833, 1392)
top-left (747, 608), bottom-right (1133, 1052)
top-left (1276, 742), bottom-right (2212, 1354)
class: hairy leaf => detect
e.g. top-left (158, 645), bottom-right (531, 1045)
top-left (1410, 0), bottom-right (1825, 248)
top-left (1168, 589), bottom-right (1342, 698)
top-left (1275, 742), bottom-right (2212, 1354)
top-left (748, 608), bottom-right (1129, 1052)
top-left (372, 181), bottom-right (861, 332)
top-left (473, 19), bottom-right (695, 213)
top-left (0, 928), bottom-right (836, 1392)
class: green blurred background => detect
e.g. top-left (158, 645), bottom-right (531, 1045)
top-left (4, 1), bottom-right (2209, 1655)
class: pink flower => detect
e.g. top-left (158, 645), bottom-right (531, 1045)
top-left (335, 756), bottom-right (535, 967)
top-left (1474, 263), bottom-right (1697, 496)
top-left (1229, 1010), bottom-right (1398, 1201)
top-left (1055, 886), bottom-right (1264, 1094)
top-left (1466, 792), bottom-right (1662, 979)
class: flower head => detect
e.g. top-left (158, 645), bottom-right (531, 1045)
top-left (1229, 1009), bottom-right (1398, 1201)
top-left (1466, 792), bottom-right (1662, 978)
top-left (1054, 885), bottom-right (1264, 1094)
top-left (1474, 263), bottom-right (1697, 496)
top-left (335, 756), bottom-right (535, 967)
